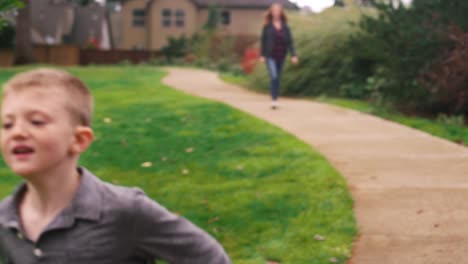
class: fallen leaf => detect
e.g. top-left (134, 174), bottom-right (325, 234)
top-left (161, 157), bottom-right (168, 161)
top-left (141, 162), bottom-right (153, 168)
top-left (182, 169), bottom-right (189, 175)
top-left (121, 138), bottom-right (127, 146)
top-left (314, 234), bottom-right (326, 241)
top-left (208, 216), bottom-right (219, 225)
top-left (236, 165), bottom-right (244, 170)
top-left (103, 117), bottom-right (112, 124)
top-left (185, 148), bottom-right (194, 153)
top-left (329, 257), bottom-right (339, 263)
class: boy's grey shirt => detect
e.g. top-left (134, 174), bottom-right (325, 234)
top-left (0, 167), bottom-right (231, 264)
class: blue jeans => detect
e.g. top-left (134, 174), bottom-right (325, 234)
top-left (266, 57), bottom-right (284, 101)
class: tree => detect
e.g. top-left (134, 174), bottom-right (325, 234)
top-left (351, 0), bottom-right (468, 114)
top-left (0, 0), bottom-right (23, 31)
top-left (0, 0), bottom-right (23, 15)
top-left (204, 4), bottom-right (220, 30)
top-left (14, 0), bottom-right (33, 65)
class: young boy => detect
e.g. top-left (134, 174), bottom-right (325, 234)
top-left (0, 69), bottom-right (231, 263)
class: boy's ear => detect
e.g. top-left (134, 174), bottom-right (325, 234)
top-left (70, 126), bottom-right (94, 155)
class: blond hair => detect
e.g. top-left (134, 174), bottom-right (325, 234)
top-left (264, 3), bottom-right (288, 27)
top-left (2, 68), bottom-right (94, 126)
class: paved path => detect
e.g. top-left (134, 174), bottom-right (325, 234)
top-left (163, 68), bottom-right (468, 264)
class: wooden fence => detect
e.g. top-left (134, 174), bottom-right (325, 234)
top-left (80, 49), bottom-right (160, 65)
top-left (34, 45), bottom-right (80, 66)
top-left (0, 50), bottom-right (14, 67)
top-left (0, 45), bottom-right (160, 67)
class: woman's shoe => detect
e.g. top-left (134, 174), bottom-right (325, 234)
top-left (271, 101), bottom-right (278, 110)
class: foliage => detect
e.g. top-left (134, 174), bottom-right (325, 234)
top-left (220, 72), bottom-right (250, 87)
top-left (204, 4), bottom-right (220, 30)
top-left (0, 21), bottom-right (14, 49)
top-left (158, 30), bottom-right (256, 76)
top-left (0, 0), bottom-right (23, 11)
top-left (334, 0), bottom-right (345, 7)
top-left (191, 31), bottom-right (238, 63)
top-left (0, 0), bottom-right (23, 31)
top-left (421, 25), bottom-right (468, 115)
top-left (351, 0), bottom-right (468, 114)
top-left (0, 66), bottom-right (356, 263)
top-left (160, 35), bottom-right (190, 62)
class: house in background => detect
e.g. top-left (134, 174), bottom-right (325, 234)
top-left (120, 0), bottom-right (297, 50)
top-left (30, 0), bottom-right (112, 49)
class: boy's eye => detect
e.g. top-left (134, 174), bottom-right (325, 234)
top-left (2, 123), bottom-right (12, 130)
top-left (31, 120), bottom-right (45, 126)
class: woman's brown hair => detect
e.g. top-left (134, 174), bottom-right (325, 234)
top-left (264, 3), bottom-right (288, 26)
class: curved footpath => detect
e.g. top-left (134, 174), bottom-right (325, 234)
top-left (163, 68), bottom-right (468, 264)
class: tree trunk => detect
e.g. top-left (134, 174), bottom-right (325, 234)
top-left (14, 0), bottom-right (34, 65)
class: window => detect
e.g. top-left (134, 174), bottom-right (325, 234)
top-left (162, 8), bottom-right (172, 27)
top-left (221, 10), bottom-right (230, 25)
top-left (175, 9), bottom-right (185, 27)
top-left (132, 9), bottom-right (145, 27)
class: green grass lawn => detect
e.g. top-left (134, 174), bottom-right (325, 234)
top-left (220, 72), bottom-right (251, 87)
top-left (0, 66), bottom-right (356, 264)
top-left (221, 73), bottom-right (468, 145)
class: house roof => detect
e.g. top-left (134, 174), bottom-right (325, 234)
top-left (192, 0), bottom-right (298, 9)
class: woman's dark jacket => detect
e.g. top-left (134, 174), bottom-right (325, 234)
top-left (261, 22), bottom-right (296, 58)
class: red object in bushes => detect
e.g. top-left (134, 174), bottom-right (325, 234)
top-left (87, 36), bottom-right (100, 49)
top-left (241, 48), bottom-right (260, 74)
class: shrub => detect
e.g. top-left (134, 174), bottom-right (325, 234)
top-left (159, 18), bottom-right (258, 76)
top-left (160, 35), bottom-right (189, 62)
top-left (352, 0), bottom-right (468, 115)
top-left (0, 21), bottom-right (14, 49)
top-left (422, 25), bottom-right (468, 115)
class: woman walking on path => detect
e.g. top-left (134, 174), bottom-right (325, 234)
top-left (260, 3), bottom-right (299, 110)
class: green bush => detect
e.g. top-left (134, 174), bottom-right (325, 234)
top-left (159, 30), bottom-right (248, 72)
top-left (249, 3), bottom-right (369, 98)
top-left (351, 0), bottom-right (468, 115)
top-left (160, 36), bottom-right (190, 62)
top-left (0, 21), bottom-right (14, 49)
